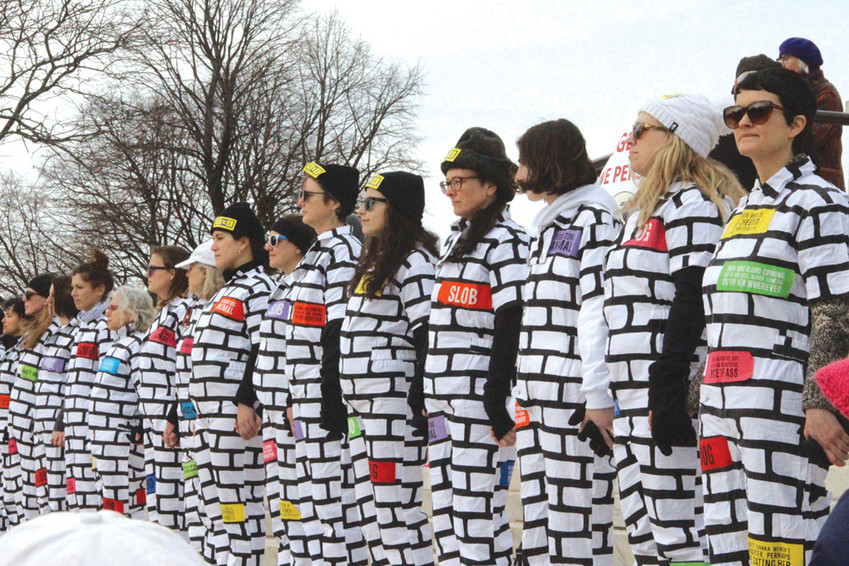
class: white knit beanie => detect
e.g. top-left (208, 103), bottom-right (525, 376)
top-left (639, 93), bottom-right (724, 157)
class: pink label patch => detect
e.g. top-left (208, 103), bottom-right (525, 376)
top-left (66, 477), bottom-right (77, 494)
top-left (623, 218), bottom-right (667, 251)
top-left (263, 440), bottom-right (277, 463)
top-left (704, 351), bottom-right (754, 384)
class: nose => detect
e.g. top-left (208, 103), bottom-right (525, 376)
top-left (626, 131), bottom-right (636, 146)
top-left (297, 196), bottom-right (306, 208)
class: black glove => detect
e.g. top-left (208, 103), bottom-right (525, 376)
top-left (568, 403), bottom-right (613, 457)
top-left (648, 360), bottom-right (696, 456)
top-left (280, 393), bottom-right (292, 433)
top-left (410, 413), bottom-right (427, 439)
top-left (319, 392), bottom-right (347, 439)
top-left (119, 421), bottom-right (144, 445)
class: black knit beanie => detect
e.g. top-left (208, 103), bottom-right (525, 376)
top-left (364, 171), bottom-right (425, 223)
top-left (440, 127), bottom-right (516, 202)
top-left (303, 162), bottom-right (359, 215)
top-left (211, 202), bottom-right (265, 248)
top-left (27, 273), bottom-right (55, 298)
top-left (269, 215), bottom-right (317, 254)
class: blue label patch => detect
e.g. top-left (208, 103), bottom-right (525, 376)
top-left (181, 401), bottom-right (197, 420)
top-left (614, 399), bottom-right (620, 418)
top-left (548, 228), bottom-right (581, 258)
top-left (266, 300), bottom-right (292, 321)
top-left (40, 356), bottom-right (67, 373)
top-left (146, 474), bottom-right (156, 494)
top-left (499, 460), bottom-right (515, 487)
top-left (98, 357), bottom-right (120, 375)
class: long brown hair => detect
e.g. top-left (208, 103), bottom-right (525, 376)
top-left (151, 245), bottom-right (190, 308)
top-left (348, 202), bottom-right (439, 298)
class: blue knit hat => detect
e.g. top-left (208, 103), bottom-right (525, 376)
top-left (779, 37), bottom-right (823, 70)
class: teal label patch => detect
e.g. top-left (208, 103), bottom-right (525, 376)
top-left (716, 261), bottom-right (794, 298)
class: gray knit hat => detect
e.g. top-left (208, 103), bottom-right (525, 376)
top-left (640, 93), bottom-right (724, 157)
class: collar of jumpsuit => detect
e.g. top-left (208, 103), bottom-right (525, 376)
top-left (223, 259), bottom-right (263, 282)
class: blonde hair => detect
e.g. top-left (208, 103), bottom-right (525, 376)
top-left (22, 306), bottom-right (53, 350)
top-left (194, 263), bottom-right (225, 301)
top-left (110, 286), bottom-right (156, 333)
top-left (626, 135), bottom-right (746, 229)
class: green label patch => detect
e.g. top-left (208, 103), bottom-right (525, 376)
top-left (20, 364), bottom-right (38, 382)
top-left (347, 416), bottom-right (362, 439)
top-left (716, 261), bottom-right (794, 298)
top-left (182, 460), bottom-right (198, 479)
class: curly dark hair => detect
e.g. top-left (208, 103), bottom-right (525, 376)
top-left (348, 202), bottom-right (439, 298)
top-left (72, 248), bottom-right (114, 297)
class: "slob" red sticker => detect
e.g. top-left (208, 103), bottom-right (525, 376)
top-left (212, 297), bottom-right (245, 321)
top-left (369, 461), bottom-right (396, 484)
top-left (704, 351), bottom-right (754, 384)
top-left (700, 436), bottom-right (733, 471)
top-left (437, 281), bottom-right (493, 310)
top-left (623, 218), bottom-right (668, 251)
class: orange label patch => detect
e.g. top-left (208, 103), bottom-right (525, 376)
top-left (369, 461), bottom-right (396, 484)
top-left (150, 326), bottom-right (177, 348)
top-left (0, 394), bottom-right (9, 409)
top-left (76, 342), bottom-right (99, 360)
top-left (212, 297), bottom-right (245, 321)
top-left (700, 436), bottom-right (733, 471)
top-left (437, 281), bottom-right (493, 310)
top-left (291, 302), bottom-right (326, 327)
top-left (704, 351), bottom-right (754, 384)
top-left (623, 218), bottom-right (667, 251)
top-left (515, 403), bottom-right (530, 428)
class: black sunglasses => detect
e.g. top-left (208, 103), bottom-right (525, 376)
top-left (23, 290), bottom-right (41, 300)
top-left (723, 100), bottom-right (789, 129)
top-left (147, 265), bottom-right (170, 276)
top-left (360, 196), bottom-right (388, 212)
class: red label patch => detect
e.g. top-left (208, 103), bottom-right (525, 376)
top-left (263, 440), bottom-right (277, 463)
top-left (103, 498), bottom-right (125, 514)
top-left (515, 403), bottom-right (530, 428)
top-left (369, 461), bottom-right (396, 484)
top-left (0, 394), bottom-right (9, 409)
top-left (134, 488), bottom-right (146, 506)
top-left (8, 439), bottom-right (17, 454)
top-left (212, 297), bottom-right (245, 321)
top-left (34, 468), bottom-right (47, 487)
top-left (700, 436), bottom-right (733, 471)
top-left (704, 351), bottom-right (754, 384)
top-left (66, 477), bottom-right (77, 494)
top-left (291, 302), bottom-right (326, 327)
top-left (623, 218), bottom-right (668, 251)
top-left (76, 342), bottom-right (99, 360)
top-left (179, 337), bottom-right (194, 354)
top-left (150, 326), bottom-right (177, 347)
top-left (437, 281), bottom-right (493, 310)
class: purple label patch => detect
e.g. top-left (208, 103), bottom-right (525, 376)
top-left (293, 420), bottom-right (304, 441)
top-left (548, 228), bottom-right (581, 258)
top-left (428, 415), bottom-right (449, 444)
top-left (266, 300), bottom-right (292, 321)
top-left (40, 356), bottom-right (67, 373)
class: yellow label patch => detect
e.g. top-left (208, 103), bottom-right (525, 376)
top-left (748, 536), bottom-right (803, 566)
top-left (213, 216), bottom-right (237, 231)
top-left (91, 455), bottom-right (96, 470)
top-left (365, 174), bottom-right (384, 190)
top-left (221, 503), bottom-right (245, 523)
top-left (354, 275), bottom-right (382, 296)
top-left (279, 499), bottom-right (301, 520)
top-left (661, 93), bottom-right (682, 99)
top-left (303, 162), bottom-right (326, 179)
top-left (722, 209), bottom-right (775, 239)
top-left (443, 148), bottom-right (461, 162)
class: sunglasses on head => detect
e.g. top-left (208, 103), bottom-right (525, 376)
top-left (360, 196), bottom-right (388, 212)
top-left (631, 122), bottom-right (670, 141)
top-left (723, 100), bottom-right (788, 129)
top-left (267, 234), bottom-right (288, 247)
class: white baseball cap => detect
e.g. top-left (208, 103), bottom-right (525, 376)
top-left (0, 511), bottom-right (208, 566)
top-left (175, 239), bottom-right (216, 269)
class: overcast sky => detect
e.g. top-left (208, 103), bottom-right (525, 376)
top-left (302, 0), bottom-right (849, 237)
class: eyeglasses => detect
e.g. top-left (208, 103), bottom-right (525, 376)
top-left (267, 234), bottom-right (288, 247)
top-left (631, 122), bottom-right (670, 141)
top-left (723, 100), bottom-right (789, 129)
top-left (147, 265), bottom-right (170, 276)
top-left (300, 189), bottom-right (325, 201)
top-left (439, 176), bottom-right (479, 194)
top-left (360, 196), bottom-right (388, 212)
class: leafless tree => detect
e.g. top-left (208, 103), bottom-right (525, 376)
top-left (0, 0), bottom-right (138, 146)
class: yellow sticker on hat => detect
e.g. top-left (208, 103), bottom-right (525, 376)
top-left (279, 499), bottom-right (301, 520)
top-left (303, 162), bottom-right (326, 179)
top-left (365, 174), bottom-right (384, 190)
top-left (661, 93), bottom-right (683, 99)
top-left (443, 148), bottom-right (461, 162)
top-left (213, 216), bottom-right (237, 231)
top-left (748, 536), bottom-right (803, 566)
top-left (221, 503), bottom-right (246, 523)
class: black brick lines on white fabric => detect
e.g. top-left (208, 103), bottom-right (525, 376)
top-left (0, 340), bottom-right (22, 529)
top-left (700, 157), bottom-right (849, 566)
top-left (190, 264), bottom-right (273, 566)
top-left (604, 183), bottom-right (723, 565)
top-left (425, 210), bottom-right (530, 566)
